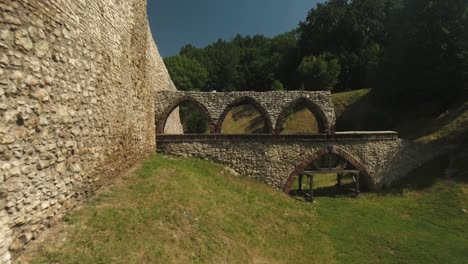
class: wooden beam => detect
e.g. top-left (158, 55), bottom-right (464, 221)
top-left (298, 174), bottom-right (303, 192)
top-left (308, 175), bottom-right (314, 202)
top-left (355, 173), bottom-right (360, 196)
top-left (303, 169), bottom-right (360, 174)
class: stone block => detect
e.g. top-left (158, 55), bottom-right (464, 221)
top-left (14, 29), bottom-right (33, 51)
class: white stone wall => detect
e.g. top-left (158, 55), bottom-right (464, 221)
top-left (0, 0), bottom-right (180, 261)
top-left (155, 91), bottom-right (337, 134)
top-left (158, 139), bottom-right (447, 191)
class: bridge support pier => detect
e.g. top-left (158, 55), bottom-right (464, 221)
top-left (298, 174), bottom-right (303, 192)
top-left (307, 174), bottom-right (314, 202)
top-left (355, 173), bottom-right (360, 197)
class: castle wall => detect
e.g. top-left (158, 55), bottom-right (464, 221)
top-left (0, 0), bottom-right (180, 261)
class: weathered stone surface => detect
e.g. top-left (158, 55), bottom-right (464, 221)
top-left (0, 0), bottom-right (182, 262)
top-left (157, 135), bottom-right (450, 191)
top-left (155, 91), bottom-right (337, 134)
top-left (34, 40), bottom-right (49, 57)
top-left (14, 29), bottom-right (33, 51)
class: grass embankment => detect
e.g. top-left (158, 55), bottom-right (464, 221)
top-left (220, 89), bottom-right (370, 134)
top-left (30, 155), bottom-right (467, 264)
top-left (220, 88), bottom-right (468, 143)
top-left (221, 103), bottom-right (320, 134)
top-left (221, 105), bottom-right (267, 134)
top-left (332, 89), bottom-right (468, 143)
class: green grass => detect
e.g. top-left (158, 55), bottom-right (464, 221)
top-left (281, 106), bottom-right (319, 134)
top-left (30, 155), bottom-right (468, 264)
top-left (220, 89), bottom-right (371, 135)
top-left (331, 89), bottom-right (370, 118)
top-left (221, 105), bottom-right (267, 134)
top-left (221, 103), bottom-right (320, 134)
top-left (332, 89), bottom-right (468, 143)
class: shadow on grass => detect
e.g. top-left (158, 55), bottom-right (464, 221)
top-left (248, 116), bottom-right (269, 133)
top-left (289, 183), bottom-right (359, 202)
top-left (336, 91), bottom-right (468, 141)
top-left (379, 155), bottom-right (453, 196)
top-left (336, 93), bottom-right (395, 132)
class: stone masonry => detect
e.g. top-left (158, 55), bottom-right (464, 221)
top-left (0, 0), bottom-right (181, 262)
top-left (156, 134), bottom-right (446, 192)
top-left (155, 91), bottom-right (337, 134)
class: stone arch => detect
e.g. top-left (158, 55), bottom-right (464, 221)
top-left (274, 97), bottom-right (331, 134)
top-left (216, 96), bottom-right (273, 134)
top-left (282, 146), bottom-right (373, 193)
top-left (156, 96), bottom-right (214, 134)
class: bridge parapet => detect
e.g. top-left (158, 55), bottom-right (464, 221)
top-left (155, 91), bottom-right (337, 134)
top-left (156, 131), bottom-right (443, 194)
top-left (156, 132), bottom-right (398, 144)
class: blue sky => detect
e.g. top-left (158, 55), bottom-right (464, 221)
top-left (147, 0), bottom-right (323, 57)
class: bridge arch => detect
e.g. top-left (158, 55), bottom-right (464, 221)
top-left (216, 96), bottom-right (273, 134)
top-left (274, 97), bottom-right (330, 135)
top-left (156, 96), bottom-right (214, 134)
top-left (282, 146), bottom-right (373, 193)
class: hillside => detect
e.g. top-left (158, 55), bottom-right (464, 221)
top-left (220, 89), bottom-right (468, 144)
top-left (220, 104), bottom-right (320, 134)
top-left (26, 154), bottom-right (467, 263)
top-left (22, 90), bottom-right (468, 263)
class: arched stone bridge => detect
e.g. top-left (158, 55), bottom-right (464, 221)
top-left (155, 91), bottom-right (336, 134)
top-left (156, 133), bottom-right (436, 192)
top-left (155, 91), bottom-right (438, 193)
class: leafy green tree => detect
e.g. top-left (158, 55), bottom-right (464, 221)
top-left (298, 0), bottom-right (400, 90)
top-left (183, 111), bottom-right (209, 133)
top-left (271, 80), bottom-right (284, 91)
top-left (179, 104), bottom-right (209, 134)
top-left (298, 54), bottom-right (341, 91)
top-left (164, 56), bottom-right (209, 91)
top-left (270, 31), bottom-right (302, 90)
top-left (375, 0), bottom-right (468, 107)
top-left (175, 33), bottom-right (301, 92)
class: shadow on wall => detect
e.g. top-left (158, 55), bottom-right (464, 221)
top-left (382, 138), bottom-right (468, 195)
top-left (335, 93), bottom-right (395, 132)
top-left (379, 155), bottom-right (451, 195)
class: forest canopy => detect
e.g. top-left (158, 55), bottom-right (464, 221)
top-left (164, 0), bottom-right (467, 108)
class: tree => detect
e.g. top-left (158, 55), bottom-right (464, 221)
top-left (298, 0), bottom-right (400, 90)
top-left (271, 80), bottom-right (284, 91)
top-left (179, 103), bottom-right (210, 134)
top-left (174, 33), bottom-right (302, 92)
top-left (375, 0), bottom-right (468, 107)
top-left (298, 54), bottom-right (341, 91)
top-left (164, 56), bottom-right (209, 91)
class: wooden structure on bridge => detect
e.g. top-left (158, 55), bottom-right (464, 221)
top-left (298, 153), bottom-right (361, 201)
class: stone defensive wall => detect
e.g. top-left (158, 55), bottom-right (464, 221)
top-left (156, 133), bottom-right (441, 192)
top-left (155, 91), bottom-right (337, 134)
top-left (0, 0), bottom-right (181, 262)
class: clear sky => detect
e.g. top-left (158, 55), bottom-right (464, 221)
top-left (147, 0), bottom-right (323, 58)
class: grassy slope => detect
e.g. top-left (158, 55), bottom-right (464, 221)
top-left (31, 155), bottom-right (467, 264)
top-left (281, 107), bottom-right (319, 134)
top-left (29, 90), bottom-right (468, 263)
top-left (221, 105), bottom-right (266, 134)
top-left (221, 104), bottom-right (320, 134)
top-left (213, 88), bottom-right (468, 140)
top-left (332, 89), bottom-right (468, 143)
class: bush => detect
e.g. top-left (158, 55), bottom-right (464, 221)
top-left (271, 80), bottom-right (284, 91)
top-left (297, 54), bottom-right (341, 91)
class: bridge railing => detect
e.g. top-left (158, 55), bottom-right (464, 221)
top-left (156, 131), bottom-right (399, 144)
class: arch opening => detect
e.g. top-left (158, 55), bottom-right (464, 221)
top-left (157, 97), bottom-right (213, 134)
top-left (217, 97), bottom-right (273, 134)
top-left (275, 98), bottom-right (329, 134)
top-left (283, 147), bottom-right (371, 201)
